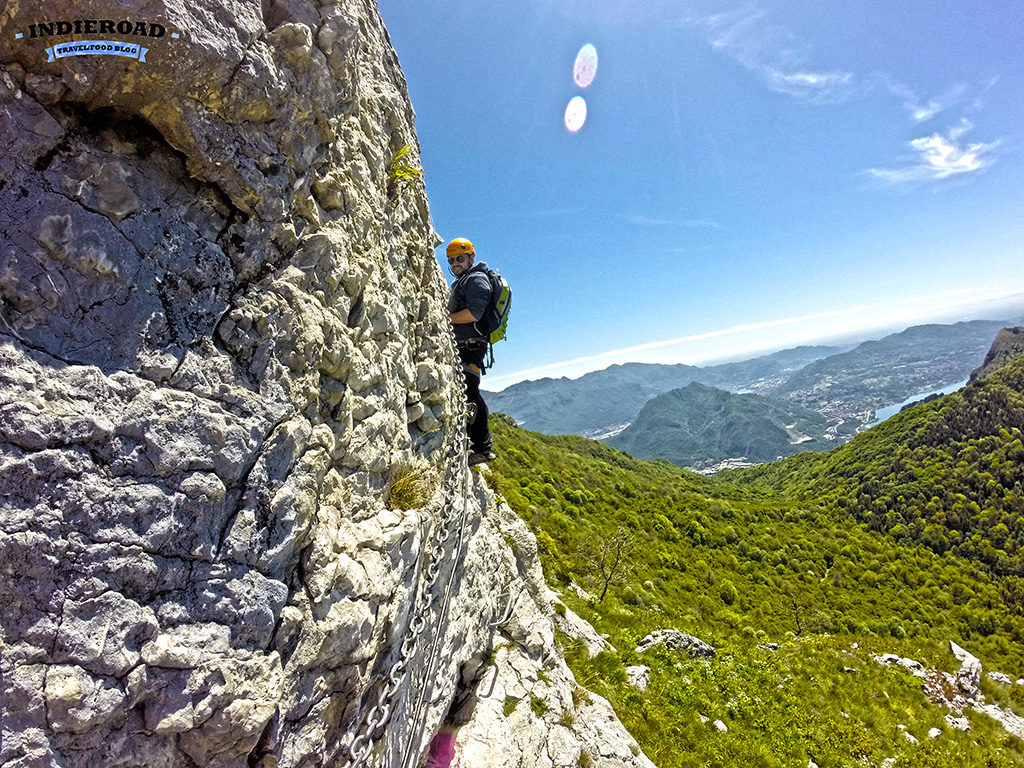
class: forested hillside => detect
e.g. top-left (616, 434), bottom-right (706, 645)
top-left (482, 350), bottom-right (1024, 767)
top-left (608, 381), bottom-right (829, 468)
top-left (729, 352), bottom-right (1024, 579)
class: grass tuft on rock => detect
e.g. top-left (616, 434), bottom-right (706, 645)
top-left (385, 462), bottom-right (435, 510)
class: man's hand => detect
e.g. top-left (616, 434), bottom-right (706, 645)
top-left (449, 309), bottom-right (478, 324)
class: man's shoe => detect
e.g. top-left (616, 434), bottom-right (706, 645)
top-left (468, 451), bottom-right (496, 467)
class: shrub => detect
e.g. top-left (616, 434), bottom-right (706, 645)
top-left (719, 580), bottom-right (739, 605)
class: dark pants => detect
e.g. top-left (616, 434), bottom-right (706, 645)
top-left (458, 340), bottom-right (492, 453)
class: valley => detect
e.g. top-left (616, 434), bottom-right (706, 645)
top-left (488, 318), bottom-right (1021, 470)
top-left (482, 344), bottom-right (1024, 767)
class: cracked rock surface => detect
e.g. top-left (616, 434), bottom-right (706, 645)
top-left (0, 1), bottom-right (656, 767)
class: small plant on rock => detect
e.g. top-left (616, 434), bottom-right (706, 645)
top-left (386, 461), bottom-right (435, 510)
top-left (388, 144), bottom-right (423, 195)
top-left (530, 696), bottom-right (548, 717)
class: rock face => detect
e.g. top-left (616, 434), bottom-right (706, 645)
top-left (970, 327), bottom-right (1024, 382)
top-left (0, 3), bottom-right (653, 768)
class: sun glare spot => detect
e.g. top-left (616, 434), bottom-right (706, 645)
top-left (564, 96), bottom-right (587, 132)
top-left (573, 43), bottom-right (598, 88)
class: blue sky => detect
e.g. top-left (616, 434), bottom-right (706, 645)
top-left (377, 0), bottom-right (1024, 390)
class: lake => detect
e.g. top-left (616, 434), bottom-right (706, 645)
top-left (869, 379), bottom-right (969, 426)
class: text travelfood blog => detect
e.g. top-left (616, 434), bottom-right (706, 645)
top-left (26, 20), bottom-right (167, 38)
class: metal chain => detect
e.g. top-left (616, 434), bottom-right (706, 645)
top-left (338, 432), bottom-right (471, 768)
top-left (399, 458), bottom-right (475, 768)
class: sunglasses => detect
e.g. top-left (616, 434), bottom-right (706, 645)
top-left (447, 255), bottom-right (469, 264)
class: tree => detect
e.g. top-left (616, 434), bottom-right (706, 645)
top-left (581, 525), bottom-right (636, 603)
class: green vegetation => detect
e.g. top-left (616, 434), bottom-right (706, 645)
top-left (388, 144), bottom-right (423, 193)
top-left (385, 461), bottom-right (434, 510)
top-left (484, 353), bottom-right (1024, 766)
top-left (609, 381), bottom-right (829, 468)
top-left (503, 697), bottom-right (519, 717)
top-left (729, 354), bottom-right (1024, 578)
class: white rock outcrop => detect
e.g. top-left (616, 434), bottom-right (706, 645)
top-left (873, 653), bottom-right (926, 679)
top-left (625, 666), bottom-right (650, 691)
top-left (0, 2), bottom-right (653, 767)
top-left (635, 630), bottom-right (715, 658)
top-left (950, 641), bottom-right (982, 697)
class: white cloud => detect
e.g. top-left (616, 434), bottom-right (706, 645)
top-left (682, 6), bottom-right (856, 104)
top-left (887, 80), bottom-right (968, 123)
top-left (765, 68), bottom-right (854, 100)
top-left (865, 119), bottom-right (1001, 185)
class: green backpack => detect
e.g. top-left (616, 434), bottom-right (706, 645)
top-left (482, 266), bottom-right (512, 344)
top-left (480, 266), bottom-right (512, 368)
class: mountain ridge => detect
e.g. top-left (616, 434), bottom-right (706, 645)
top-left (485, 345), bottom-right (843, 436)
top-left (487, 319), bottom-right (1018, 456)
top-left (607, 381), bottom-right (829, 469)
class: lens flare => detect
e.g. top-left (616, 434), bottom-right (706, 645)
top-left (573, 43), bottom-right (598, 88)
top-left (564, 96), bottom-right (587, 132)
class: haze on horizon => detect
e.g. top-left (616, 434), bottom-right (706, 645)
top-left (484, 289), bottom-right (1024, 390)
top-left (378, 0), bottom-right (1024, 392)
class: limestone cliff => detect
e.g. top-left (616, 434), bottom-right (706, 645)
top-left (970, 327), bottom-right (1024, 383)
top-left (0, 2), bottom-right (653, 766)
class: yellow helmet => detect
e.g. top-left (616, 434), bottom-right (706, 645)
top-left (446, 237), bottom-right (474, 257)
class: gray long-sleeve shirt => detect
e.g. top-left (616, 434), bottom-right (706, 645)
top-left (448, 262), bottom-right (492, 341)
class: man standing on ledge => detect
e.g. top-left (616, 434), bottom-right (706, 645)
top-left (446, 237), bottom-right (495, 466)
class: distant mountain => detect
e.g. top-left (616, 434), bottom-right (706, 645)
top-left (483, 362), bottom-right (701, 437)
top-left (485, 345), bottom-right (841, 437)
top-left (607, 381), bottom-right (829, 469)
top-left (771, 320), bottom-right (1009, 426)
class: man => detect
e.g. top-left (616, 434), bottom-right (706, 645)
top-left (446, 237), bottom-right (495, 466)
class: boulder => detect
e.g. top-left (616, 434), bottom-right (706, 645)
top-left (950, 641), bottom-right (982, 697)
top-left (625, 666), bottom-right (651, 691)
top-left (873, 654), bottom-right (925, 677)
top-left (635, 630), bottom-right (715, 658)
top-left (945, 715), bottom-right (971, 731)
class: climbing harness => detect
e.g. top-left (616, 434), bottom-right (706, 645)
top-left (339, 424), bottom-right (476, 768)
